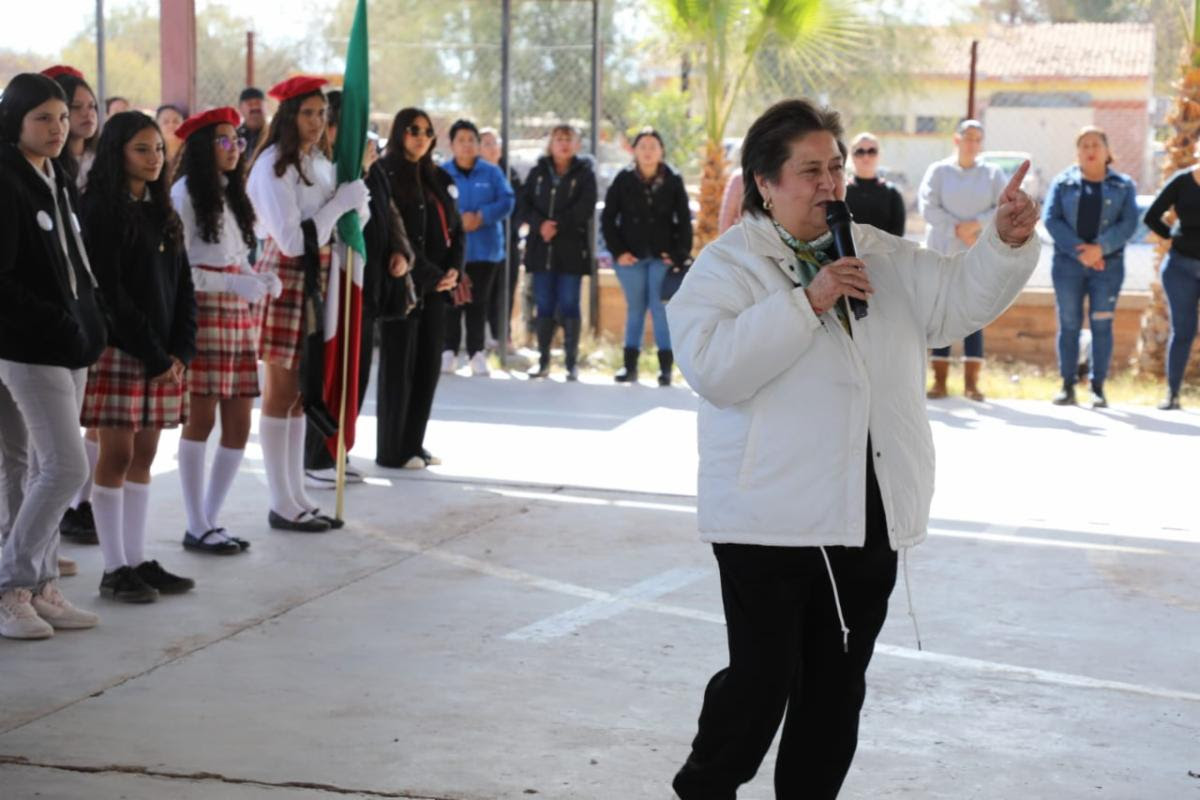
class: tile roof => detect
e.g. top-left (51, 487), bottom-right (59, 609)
top-left (919, 23), bottom-right (1154, 80)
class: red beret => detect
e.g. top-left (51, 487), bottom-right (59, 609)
top-left (41, 65), bottom-right (84, 81)
top-left (267, 76), bottom-right (328, 103)
top-left (175, 107), bottom-right (242, 141)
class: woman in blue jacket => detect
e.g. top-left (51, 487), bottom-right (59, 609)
top-left (441, 119), bottom-right (515, 377)
top-left (1041, 126), bottom-right (1139, 408)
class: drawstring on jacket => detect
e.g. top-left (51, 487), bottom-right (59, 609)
top-left (819, 546), bottom-right (851, 654)
top-left (901, 545), bottom-right (923, 652)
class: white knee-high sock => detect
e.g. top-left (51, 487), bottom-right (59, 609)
top-left (73, 436), bottom-right (99, 508)
top-left (286, 415), bottom-right (318, 512)
top-left (260, 415), bottom-right (305, 519)
top-left (204, 445), bottom-right (244, 530)
top-left (122, 480), bottom-right (150, 567)
top-left (177, 438), bottom-right (210, 536)
top-left (92, 484), bottom-right (126, 572)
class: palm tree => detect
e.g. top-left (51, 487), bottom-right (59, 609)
top-left (1134, 3), bottom-right (1200, 375)
top-left (652, 0), bottom-right (864, 248)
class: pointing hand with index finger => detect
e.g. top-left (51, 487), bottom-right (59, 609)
top-left (995, 159), bottom-right (1039, 247)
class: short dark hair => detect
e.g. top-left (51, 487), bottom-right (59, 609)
top-left (105, 96), bottom-right (128, 113)
top-left (0, 72), bottom-right (67, 144)
top-left (156, 103), bottom-right (184, 119)
top-left (631, 126), bottom-right (664, 150)
top-left (449, 118), bottom-right (479, 143)
top-left (741, 98), bottom-right (846, 218)
top-left (239, 87), bottom-right (264, 103)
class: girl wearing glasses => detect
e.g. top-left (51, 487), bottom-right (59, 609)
top-left (246, 77), bottom-right (368, 530)
top-left (845, 132), bottom-right (906, 238)
top-left (375, 107), bottom-right (462, 470)
top-left (79, 111), bottom-right (197, 603)
top-left (171, 108), bottom-right (280, 554)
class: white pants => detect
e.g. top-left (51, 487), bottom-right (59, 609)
top-left (0, 359), bottom-right (89, 592)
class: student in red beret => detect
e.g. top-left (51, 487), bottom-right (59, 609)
top-left (245, 76), bottom-right (369, 532)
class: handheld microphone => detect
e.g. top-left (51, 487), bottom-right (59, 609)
top-left (824, 200), bottom-right (867, 321)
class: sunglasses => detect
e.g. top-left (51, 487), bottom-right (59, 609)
top-left (406, 125), bottom-right (435, 138)
top-left (852, 147), bottom-right (878, 157)
top-left (216, 135), bottom-right (248, 153)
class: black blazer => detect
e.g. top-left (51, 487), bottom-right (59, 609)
top-left (81, 192), bottom-right (196, 377)
top-left (382, 158), bottom-right (465, 297)
top-left (362, 162), bottom-right (415, 319)
top-left (0, 143), bottom-right (106, 369)
top-left (601, 164), bottom-right (693, 269)
top-left (522, 155), bottom-right (598, 276)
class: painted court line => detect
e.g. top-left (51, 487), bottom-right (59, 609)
top-left (504, 567), bottom-right (712, 642)
top-left (361, 530), bottom-right (1200, 705)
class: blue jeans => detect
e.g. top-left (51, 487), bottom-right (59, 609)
top-left (532, 271), bottom-right (582, 319)
top-left (931, 329), bottom-right (983, 361)
top-left (614, 257), bottom-right (671, 350)
top-left (1161, 251), bottom-right (1200, 395)
top-left (1052, 252), bottom-right (1125, 386)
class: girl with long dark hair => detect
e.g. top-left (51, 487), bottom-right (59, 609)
top-left (172, 108), bottom-right (280, 554)
top-left (0, 73), bottom-right (105, 638)
top-left (246, 76), bottom-right (368, 531)
top-left (41, 66), bottom-right (98, 190)
top-left (80, 110), bottom-right (197, 603)
top-left (376, 107), bottom-right (462, 469)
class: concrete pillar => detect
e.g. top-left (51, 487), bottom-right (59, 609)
top-left (160, 0), bottom-right (196, 113)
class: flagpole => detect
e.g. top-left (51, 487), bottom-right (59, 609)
top-left (334, 247), bottom-right (354, 521)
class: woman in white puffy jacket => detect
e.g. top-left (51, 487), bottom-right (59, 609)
top-left (667, 99), bottom-right (1040, 800)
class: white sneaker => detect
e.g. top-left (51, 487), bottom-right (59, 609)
top-left (305, 465), bottom-right (365, 489)
top-left (469, 351), bottom-right (490, 377)
top-left (32, 581), bottom-right (99, 630)
top-left (441, 350), bottom-right (458, 374)
top-left (0, 588), bottom-right (55, 639)
top-left (401, 455), bottom-right (427, 470)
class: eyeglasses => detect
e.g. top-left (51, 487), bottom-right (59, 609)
top-left (216, 135), bottom-right (248, 153)
top-left (852, 147), bottom-right (878, 157)
top-left (406, 125), bottom-right (435, 138)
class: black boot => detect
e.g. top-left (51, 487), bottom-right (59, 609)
top-left (1090, 380), bottom-right (1107, 409)
top-left (615, 347), bottom-right (639, 383)
top-left (657, 349), bottom-right (674, 387)
top-left (563, 318), bottom-right (581, 382)
top-left (528, 317), bottom-right (555, 379)
top-left (1051, 381), bottom-right (1076, 406)
top-left (1158, 391), bottom-right (1182, 410)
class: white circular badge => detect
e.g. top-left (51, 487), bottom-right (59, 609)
top-left (447, 184), bottom-right (459, 200)
top-left (37, 210), bottom-right (54, 231)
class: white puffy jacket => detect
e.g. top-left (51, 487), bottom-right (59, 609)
top-left (667, 211), bottom-right (1039, 550)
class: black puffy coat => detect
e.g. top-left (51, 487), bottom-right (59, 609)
top-left (522, 155), bottom-right (597, 276)
top-left (600, 163), bottom-right (692, 268)
top-left (381, 158), bottom-right (464, 297)
top-left (0, 143), bottom-right (106, 369)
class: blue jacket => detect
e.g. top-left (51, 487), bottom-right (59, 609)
top-left (1042, 165), bottom-right (1139, 259)
top-left (442, 158), bottom-right (515, 263)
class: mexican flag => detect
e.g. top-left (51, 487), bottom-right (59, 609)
top-left (322, 0), bottom-right (369, 460)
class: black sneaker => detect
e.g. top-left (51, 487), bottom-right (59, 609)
top-left (60, 502), bottom-right (99, 544)
top-left (99, 565), bottom-right (159, 604)
top-left (134, 560), bottom-right (195, 595)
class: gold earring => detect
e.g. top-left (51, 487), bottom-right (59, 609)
top-left (763, 197), bottom-right (773, 211)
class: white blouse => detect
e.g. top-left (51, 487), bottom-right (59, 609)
top-left (171, 176), bottom-right (253, 270)
top-left (246, 144), bottom-right (337, 258)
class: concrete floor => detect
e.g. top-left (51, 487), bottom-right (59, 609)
top-left (2, 368), bottom-right (1198, 799)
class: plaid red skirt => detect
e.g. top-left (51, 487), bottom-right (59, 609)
top-left (189, 265), bottom-right (261, 398)
top-left (257, 237), bottom-right (331, 371)
top-left (81, 347), bottom-right (189, 430)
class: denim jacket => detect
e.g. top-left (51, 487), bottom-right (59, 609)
top-left (1042, 165), bottom-right (1139, 259)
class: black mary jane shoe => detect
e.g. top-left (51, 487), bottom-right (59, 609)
top-left (308, 509), bottom-right (345, 530)
top-left (183, 528), bottom-right (242, 555)
top-left (268, 510), bottom-right (331, 533)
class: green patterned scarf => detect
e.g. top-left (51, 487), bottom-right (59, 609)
top-left (772, 220), bottom-right (850, 332)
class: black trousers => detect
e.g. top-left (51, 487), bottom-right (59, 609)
top-left (445, 261), bottom-right (500, 356)
top-left (376, 292), bottom-right (446, 467)
top-left (487, 254), bottom-right (522, 344)
top-left (304, 311), bottom-right (376, 471)
top-left (674, 452), bottom-right (897, 800)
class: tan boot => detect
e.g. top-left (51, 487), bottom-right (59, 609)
top-left (963, 360), bottom-right (985, 402)
top-left (927, 360), bottom-right (949, 399)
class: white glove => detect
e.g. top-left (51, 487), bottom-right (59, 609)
top-left (190, 267), bottom-right (225, 293)
top-left (312, 180), bottom-right (370, 245)
top-left (259, 271), bottom-right (284, 299)
top-left (225, 272), bottom-right (269, 303)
